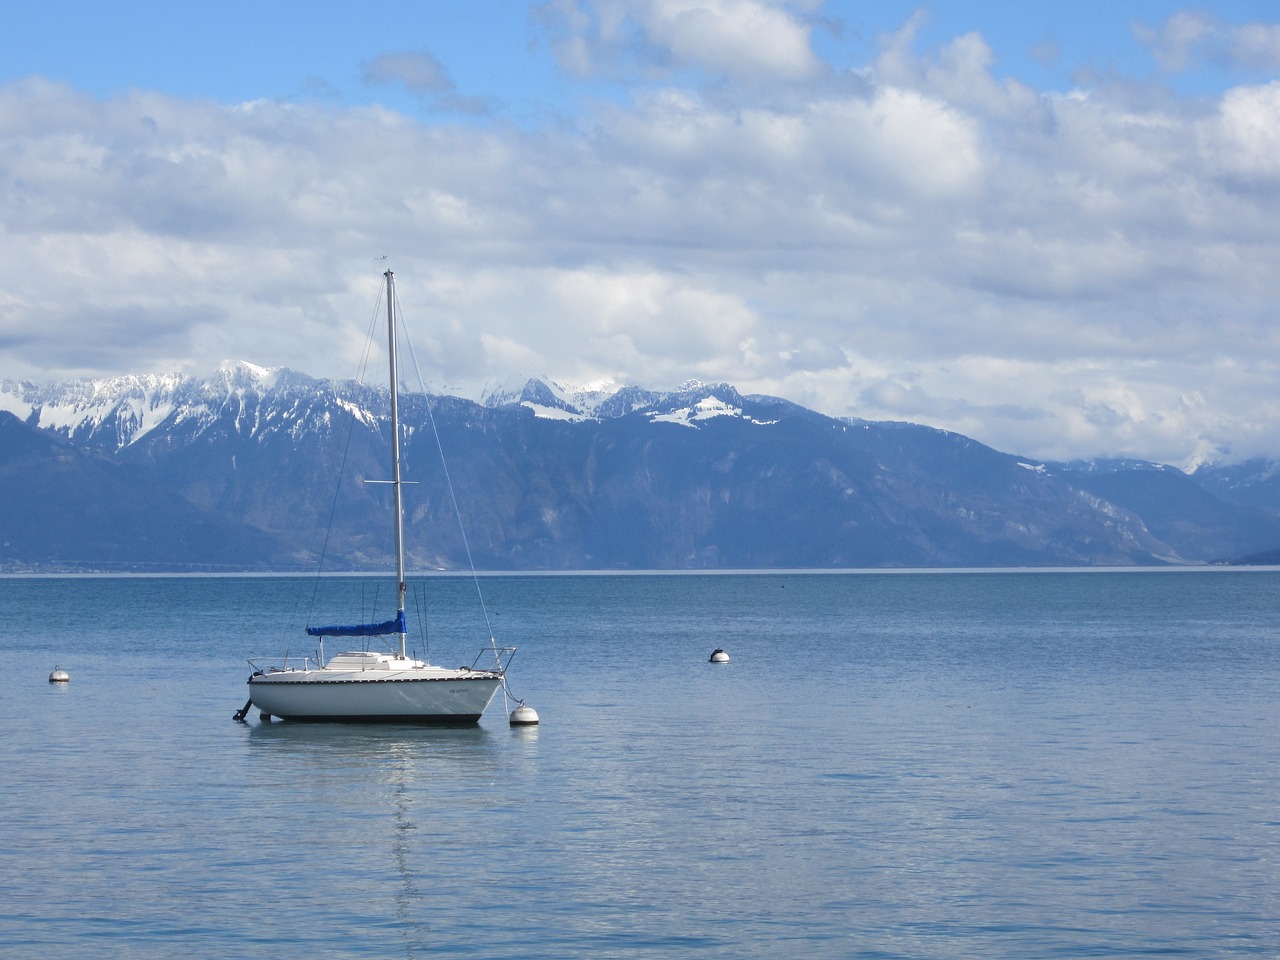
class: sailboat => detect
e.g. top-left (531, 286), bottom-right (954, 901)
top-left (241, 270), bottom-right (510, 724)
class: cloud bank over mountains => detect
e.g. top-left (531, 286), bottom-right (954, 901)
top-left (1, 2), bottom-right (1279, 468)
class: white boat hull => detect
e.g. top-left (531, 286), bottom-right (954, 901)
top-left (248, 657), bottom-right (502, 724)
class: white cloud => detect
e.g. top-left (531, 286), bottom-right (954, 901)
top-left (1230, 22), bottom-right (1280, 69)
top-left (360, 50), bottom-right (489, 115)
top-left (362, 51), bottom-right (454, 94)
top-left (1137, 11), bottom-right (1280, 74)
top-left (539, 0), bottom-right (822, 83)
top-left (1204, 81), bottom-right (1280, 183)
top-left (3, 10), bottom-right (1280, 467)
top-left (637, 0), bottom-right (823, 82)
top-left (1136, 11), bottom-right (1217, 72)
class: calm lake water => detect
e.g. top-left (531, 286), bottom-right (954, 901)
top-left (1, 570), bottom-right (1277, 958)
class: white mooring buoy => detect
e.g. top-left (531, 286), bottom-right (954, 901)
top-left (48, 666), bottom-right (70, 683)
top-left (509, 702), bottom-right (540, 726)
top-left (709, 648), bottom-right (730, 664)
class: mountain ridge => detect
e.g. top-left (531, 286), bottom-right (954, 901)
top-left (3, 367), bottom-right (1279, 571)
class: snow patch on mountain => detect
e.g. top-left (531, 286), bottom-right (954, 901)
top-left (522, 402), bottom-right (589, 422)
top-left (482, 376), bottom-right (622, 420)
top-left (479, 374), bottom-right (534, 408)
top-left (648, 395), bottom-right (777, 428)
top-left (215, 359), bottom-right (281, 393)
top-left (561, 380), bottom-right (623, 417)
top-left (0, 382), bottom-right (34, 420)
top-left (481, 376), bottom-right (781, 427)
top-left (0, 372), bottom-right (191, 449)
top-left (335, 396), bottom-right (382, 429)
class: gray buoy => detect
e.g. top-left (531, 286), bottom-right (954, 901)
top-left (509, 702), bottom-right (540, 726)
top-left (48, 666), bottom-right (69, 683)
top-left (709, 648), bottom-right (730, 664)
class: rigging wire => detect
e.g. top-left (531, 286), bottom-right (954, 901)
top-left (293, 271), bottom-right (522, 706)
top-left (411, 582), bottom-right (430, 661)
top-left (392, 283), bottom-right (514, 685)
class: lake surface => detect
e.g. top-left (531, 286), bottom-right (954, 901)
top-left (1, 570), bottom-right (1277, 958)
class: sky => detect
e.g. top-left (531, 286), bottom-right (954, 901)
top-left (2, 1), bottom-right (1280, 468)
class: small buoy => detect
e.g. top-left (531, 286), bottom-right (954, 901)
top-left (48, 666), bottom-right (69, 683)
top-left (709, 648), bottom-right (730, 664)
top-left (509, 702), bottom-right (539, 726)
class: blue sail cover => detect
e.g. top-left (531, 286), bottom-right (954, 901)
top-left (306, 611), bottom-right (407, 638)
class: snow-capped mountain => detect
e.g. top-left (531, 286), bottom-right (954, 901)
top-left (480, 376), bottom-right (757, 422)
top-left (1, 362), bottom-right (296, 446)
top-left (1, 370), bottom-right (190, 450)
top-left (3, 367), bottom-right (1280, 571)
top-left (5, 368), bottom-right (777, 450)
top-left (1, 361), bottom-right (383, 452)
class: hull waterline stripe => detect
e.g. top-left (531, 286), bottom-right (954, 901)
top-left (249, 676), bottom-right (501, 685)
top-left (264, 714), bottom-right (484, 725)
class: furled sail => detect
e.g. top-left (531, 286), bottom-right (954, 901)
top-left (306, 611), bottom-right (407, 638)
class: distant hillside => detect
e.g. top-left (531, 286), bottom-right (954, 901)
top-left (3, 368), bottom-right (1279, 571)
top-left (1048, 459), bottom-right (1280, 562)
top-left (0, 411), bottom-right (288, 570)
top-left (1187, 459), bottom-right (1280, 515)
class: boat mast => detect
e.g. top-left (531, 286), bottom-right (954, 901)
top-left (384, 269), bottom-right (408, 660)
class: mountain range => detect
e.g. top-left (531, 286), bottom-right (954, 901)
top-left (3, 362), bottom-right (1280, 572)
